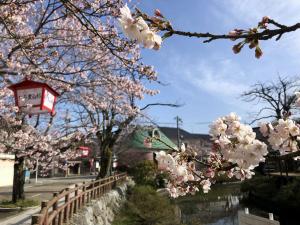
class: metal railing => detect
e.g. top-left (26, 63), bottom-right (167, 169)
top-left (31, 173), bottom-right (127, 225)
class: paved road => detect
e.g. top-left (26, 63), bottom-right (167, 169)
top-left (0, 175), bottom-right (96, 225)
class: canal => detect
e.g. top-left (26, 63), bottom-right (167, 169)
top-left (174, 182), bottom-right (278, 225)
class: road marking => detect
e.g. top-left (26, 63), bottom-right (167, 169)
top-left (30, 194), bottom-right (41, 198)
top-left (25, 186), bottom-right (33, 188)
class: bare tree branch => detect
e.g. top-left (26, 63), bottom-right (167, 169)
top-left (242, 76), bottom-right (300, 123)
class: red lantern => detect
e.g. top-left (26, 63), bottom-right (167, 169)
top-left (8, 78), bottom-right (59, 116)
top-left (79, 146), bottom-right (90, 157)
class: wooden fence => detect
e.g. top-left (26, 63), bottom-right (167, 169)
top-left (31, 173), bottom-right (127, 225)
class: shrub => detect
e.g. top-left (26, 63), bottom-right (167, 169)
top-left (131, 160), bottom-right (157, 186)
top-left (131, 160), bottom-right (169, 188)
top-left (241, 176), bottom-right (300, 213)
top-left (113, 185), bottom-right (184, 225)
top-left (273, 177), bottom-right (300, 208)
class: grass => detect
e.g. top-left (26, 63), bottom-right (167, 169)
top-left (0, 199), bottom-right (39, 208)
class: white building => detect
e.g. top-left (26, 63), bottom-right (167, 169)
top-left (0, 154), bottom-right (15, 187)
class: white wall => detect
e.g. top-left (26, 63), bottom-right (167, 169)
top-left (0, 154), bottom-right (15, 187)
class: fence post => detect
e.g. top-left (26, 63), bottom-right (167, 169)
top-left (97, 180), bottom-right (100, 198)
top-left (58, 209), bottom-right (63, 225)
top-left (32, 214), bottom-right (43, 225)
top-left (74, 184), bottom-right (78, 214)
top-left (82, 182), bottom-right (86, 206)
top-left (41, 200), bottom-right (48, 225)
top-left (91, 180), bottom-right (95, 200)
top-left (52, 192), bottom-right (58, 225)
top-left (63, 188), bottom-right (70, 224)
top-left (113, 176), bottom-right (117, 189)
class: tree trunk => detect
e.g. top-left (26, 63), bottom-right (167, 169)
top-left (12, 156), bottom-right (25, 203)
top-left (97, 146), bottom-right (112, 179)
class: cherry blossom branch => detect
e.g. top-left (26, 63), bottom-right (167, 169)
top-left (140, 102), bottom-right (181, 111)
top-left (193, 157), bottom-right (210, 167)
top-left (60, 0), bottom-right (134, 67)
top-left (167, 21), bottom-right (299, 43)
top-left (119, 6), bottom-right (300, 58)
top-left (140, 9), bottom-right (299, 43)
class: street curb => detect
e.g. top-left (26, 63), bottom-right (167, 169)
top-left (0, 207), bottom-right (21, 212)
top-left (0, 206), bottom-right (40, 225)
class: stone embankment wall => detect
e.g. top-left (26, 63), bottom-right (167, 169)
top-left (72, 179), bottom-right (134, 225)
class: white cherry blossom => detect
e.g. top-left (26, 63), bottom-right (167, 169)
top-left (295, 92), bottom-right (300, 107)
top-left (263, 119), bottom-right (300, 153)
top-left (118, 4), bottom-right (163, 50)
top-left (200, 179), bottom-right (211, 193)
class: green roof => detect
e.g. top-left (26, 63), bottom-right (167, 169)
top-left (129, 127), bottom-right (178, 151)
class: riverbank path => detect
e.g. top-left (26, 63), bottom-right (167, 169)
top-left (0, 175), bottom-right (96, 225)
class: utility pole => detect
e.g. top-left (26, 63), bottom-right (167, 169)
top-left (174, 116), bottom-right (182, 148)
top-left (35, 159), bottom-right (38, 183)
top-left (65, 109), bottom-right (71, 136)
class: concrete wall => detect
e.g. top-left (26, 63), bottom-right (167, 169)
top-left (0, 154), bottom-right (15, 187)
top-left (238, 211), bottom-right (280, 225)
top-left (71, 178), bottom-right (135, 225)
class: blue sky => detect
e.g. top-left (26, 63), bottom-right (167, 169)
top-left (133, 0), bottom-right (300, 133)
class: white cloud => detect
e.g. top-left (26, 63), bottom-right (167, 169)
top-left (212, 0), bottom-right (300, 58)
top-left (214, 0), bottom-right (300, 25)
top-left (164, 55), bottom-right (249, 99)
top-left (159, 52), bottom-right (265, 123)
top-left (186, 59), bottom-right (248, 97)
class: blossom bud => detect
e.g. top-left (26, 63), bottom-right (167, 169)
top-left (154, 9), bottom-right (164, 18)
top-left (228, 29), bottom-right (242, 41)
top-left (153, 43), bottom-right (161, 50)
top-left (228, 29), bottom-right (239, 41)
top-left (255, 46), bottom-right (263, 59)
top-left (232, 42), bottom-right (244, 54)
top-left (228, 31), bottom-right (237, 41)
top-left (249, 39), bottom-right (258, 49)
top-left (259, 16), bottom-right (270, 29)
top-left (36, 43), bottom-right (45, 49)
top-left (261, 16), bottom-right (270, 24)
top-left (50, 51), bottom-right (59, 57)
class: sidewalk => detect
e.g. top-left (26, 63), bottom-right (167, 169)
top-left (0, 175), bottom-right (96, 224)
top-left (1, 207), bottom-right (40, 225)
top-left (0, 174), bottom-right (96, 199)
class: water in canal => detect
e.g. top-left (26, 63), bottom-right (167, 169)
top-left (174, 182), bottom-right (274, 225)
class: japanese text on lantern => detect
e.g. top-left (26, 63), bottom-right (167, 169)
top-left (17, 88), bottom-right (42, 106)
